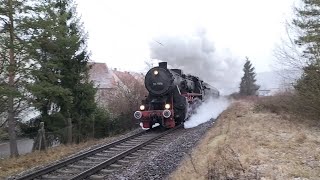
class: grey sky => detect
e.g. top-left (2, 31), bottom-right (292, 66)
top-left (76, 0), bottom-right (296, 73)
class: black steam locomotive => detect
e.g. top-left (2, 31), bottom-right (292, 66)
top-left (134, 62), bottom-right (219, 129)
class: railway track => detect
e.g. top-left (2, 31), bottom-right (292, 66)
top-left (15, 124), bottom-right (182, 180)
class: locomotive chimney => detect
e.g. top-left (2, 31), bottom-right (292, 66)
top-left (159, 62), bottom-right (167, 69)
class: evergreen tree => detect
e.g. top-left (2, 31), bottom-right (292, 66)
top-left (57, 1), bottom-right (97, 142)
top-left (293, 0), bottom-right (320, 63)
top-left (239, 57), bottom-right (260, 96)
top-left (23, 0), bottom-right (73, 143)
top-left (294, 64), bottom-right (320, 117)
top-left (25, 0), bottom-right (97, 143)
top-left (292, 0), bottom-right (320, 117)
top-left (0, 0), bottom-right (34, 157)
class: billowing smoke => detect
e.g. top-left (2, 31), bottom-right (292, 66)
top-left (149, 29), bottom-right (242, 94)
top-left (184, 97), bottom-right (230, 128)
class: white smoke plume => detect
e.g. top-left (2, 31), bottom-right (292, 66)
top-left (149, 29), bottom-right (242, 94)
top-left (184, 97), bottom-right (230, 128)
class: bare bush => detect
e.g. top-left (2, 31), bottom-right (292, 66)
top-left (207, 144), bottom-right (260, 180)
top-left (254, 92), bottom-right (295, 114)
top-left (108, 72), bottom-right (147, 116)
top-left (207, 145), bottom-right (244, 180)
top-left (254, 91), bottom-right (320, 122)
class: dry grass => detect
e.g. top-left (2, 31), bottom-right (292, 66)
top-left (0, 135), bottom-right (124, 178)
top-left (170, 99), bottom-right (320, 180)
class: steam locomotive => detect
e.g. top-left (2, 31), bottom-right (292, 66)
top-left (134, 62), bottom-right (219, 129)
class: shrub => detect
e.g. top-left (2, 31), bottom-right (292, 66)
top-left (294, 65), bottom-right (320, 119)
top-left (93, 108), bottom-right (138, 138)
top-left (254, 91), bottom-right (320, 122)
top-left (254, 93), bottom-right (293, 114)
top-left (0, 128), bottom-right (9, 140)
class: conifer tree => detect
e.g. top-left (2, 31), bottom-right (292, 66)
top-left (239, 57), bottom-right (260, 96)
top-left (25, 0), bottom-right (96, 143)
top-left (57, 1), bottom-right (97, 142)
top-left (292, 0), bottom-right (320, 117)
top-left (25, 0), bottom-right (74, 143)
top-left (293, 0), bottom-right (320, 62)
top-left (294, 64), bottom-right (320, 116)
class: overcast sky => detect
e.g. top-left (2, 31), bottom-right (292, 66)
top-left (76, 0), bottom-right (296, 73)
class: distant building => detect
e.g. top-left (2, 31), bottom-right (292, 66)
top-left (113, 70), bottom-right (144, 87)
top-left (88, 62), bottom-right (117, 108)
top-left (258, 89), bottom-right (272, 96)
top-left (88, 62), bottom-right (145, 108)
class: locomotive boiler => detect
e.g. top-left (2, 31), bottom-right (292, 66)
top-left (134, 62), bottom-right (219, 129)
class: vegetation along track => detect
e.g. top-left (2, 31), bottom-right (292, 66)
top-left (14, 124), bottom-right (183, 180)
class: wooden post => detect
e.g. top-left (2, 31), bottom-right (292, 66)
top-left (32, 122), bottom-right (47, 151)
top-left (92, 114), bottom-right (95, 139)
top-left (67, 118), bottom-right (72, 144)
top-left (40, 122), bottom-right (47, 150)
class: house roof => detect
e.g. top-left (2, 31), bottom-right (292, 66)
top-left (88, 62), bottom-right (116, 89)
top-left (113, 71), bottom-right (136, 83)
top-left (113, 71), bottom-right (145, 84)
top-left (88, 62), bottom-right (145, 90)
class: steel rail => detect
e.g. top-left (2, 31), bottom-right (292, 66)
top-left (71, 124), bottom-right (183, 180)
top-left (16, 130), bottom-right (148, 180)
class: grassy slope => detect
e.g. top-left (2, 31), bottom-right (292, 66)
top-left (170, 100), bottom-right (320, 180)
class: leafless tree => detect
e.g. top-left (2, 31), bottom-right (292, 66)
top-left (108, 73), bottom-right (147, 116)
top-left (273, 20), bottom-right (306, 90)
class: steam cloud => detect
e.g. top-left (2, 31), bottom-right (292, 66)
top-left (149, 29), bottom-right (242, 94)
top-left (184, 97), bottom-right (230, 128)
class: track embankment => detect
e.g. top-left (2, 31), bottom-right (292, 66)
top-left (0, 129), bottom-right (143, 178)
top-left (170, 100), bottom-right (320, 180)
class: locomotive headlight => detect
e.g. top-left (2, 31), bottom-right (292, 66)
top-left (134, 111), bottom-right (142, 119)
top-left (163, 110), bottom-right (171, 118)
top-left (165, 103), bottom-right (170, 109)
top-left (139, 105), bottom-right (145, 111)
top-left (154, 70), bottom-right (159, 75)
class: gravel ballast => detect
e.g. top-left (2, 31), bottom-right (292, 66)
top-left (105, 119), bottom-right (216, 180)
